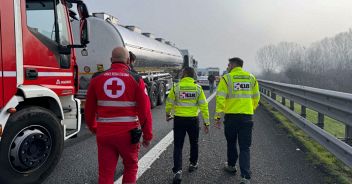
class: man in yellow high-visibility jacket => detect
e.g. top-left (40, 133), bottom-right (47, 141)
top-left (215, 57), bottom-right (260, 184)
top-left (166, 67), bottom-right (210, 184)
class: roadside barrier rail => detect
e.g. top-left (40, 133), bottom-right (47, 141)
top-left (258, 79), bottom-right (352, 167)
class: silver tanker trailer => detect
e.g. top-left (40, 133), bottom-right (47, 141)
top-left (72, 13), bottom-right (192, 108)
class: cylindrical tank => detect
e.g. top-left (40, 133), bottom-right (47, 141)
top-left (113, 23), bottom-right (183, 70)
top-left (72, 15), bottom-right (183, 97)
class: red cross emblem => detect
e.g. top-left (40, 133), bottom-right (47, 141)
top-left (107, 80), bottom-right (122, 95)
top-left (104, 77), bottom-right (125, 98)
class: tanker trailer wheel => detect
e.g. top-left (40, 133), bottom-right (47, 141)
top-left (0, 106), bottom-right (63, 184)
top-left (157, 82), bottom-right (166, 105)
top-left (150, 82), bottom-right (158, 108)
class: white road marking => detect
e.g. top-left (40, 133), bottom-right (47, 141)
top-left (114, 91), bottom-right (216, 183)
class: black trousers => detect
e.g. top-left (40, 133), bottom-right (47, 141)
top-left (224, 114), bottom-right (253, 179)
top-left (172, 116), bottom-right (199, 173)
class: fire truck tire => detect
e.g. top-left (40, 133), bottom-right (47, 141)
top-left (0, 106), bottom-right (63, 184)
top-left (157, 82), bottom-right (166, 105)
top-left (150, 82), bottom-right (158, 108)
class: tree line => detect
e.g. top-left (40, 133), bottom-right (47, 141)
top-left (256, 29), bottom-right (352, 93)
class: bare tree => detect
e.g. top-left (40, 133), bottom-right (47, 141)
top-left (256, 28), bottom-right (352, 93)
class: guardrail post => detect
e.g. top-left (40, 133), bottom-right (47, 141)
top-left (346, 125), bottom-right (352, 144)
top-left (271, 92), bottom-right (276, 100)
top-left (301, 105), bottom-right (306, 118)
top-left (317, 113), bottom-right (324, 129)
top-left (290, 100), bottom-right (294, 111)
top-left (281, 97), bottom-right (286, 106)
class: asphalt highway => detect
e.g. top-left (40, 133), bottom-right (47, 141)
top-left (44, 91), bottom-right (327, 184)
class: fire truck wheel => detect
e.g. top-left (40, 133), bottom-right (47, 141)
top-left (150, 83), bottom-right (158, 108)
top-left (157, 83), bottom-right (166, 105)
top-left (0, 106), bottom-right (63, 184)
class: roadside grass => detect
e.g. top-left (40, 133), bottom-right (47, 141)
top-left (261, 99), bottom-right (352, 184)
top-left (275, 96), bottom-right (345, 138)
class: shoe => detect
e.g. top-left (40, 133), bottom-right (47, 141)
top-left (223, 162), bottom-right (237, 173)
top-left (188, 163), bottom-right (198, 172)
top-left (173, 170), bottom-right (182, 184)
top-left (239, 177), bottom-right (250, 184)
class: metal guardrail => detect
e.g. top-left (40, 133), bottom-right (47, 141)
top-left (258, 79), bottom-right (352, 167)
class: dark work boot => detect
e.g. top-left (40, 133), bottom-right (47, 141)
top-left (173, 170), bottom-right (182, 184)
top-left (188, 162), bottom-right (198, 172)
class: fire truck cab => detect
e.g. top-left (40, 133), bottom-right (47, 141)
top-left (0, 0), bottom-right (89, 183)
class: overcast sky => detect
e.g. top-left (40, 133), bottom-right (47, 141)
top-left (84, 0), bottom-right (352, 74)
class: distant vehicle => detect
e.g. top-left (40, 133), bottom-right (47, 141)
top-left (207, 67), bottom-right (220, 82)
top-left (197, 68), bottom-right (208, 76)
top-left (197, 76), bottom-right (210, 89)
top-left (197, 67), bottom-right (221, 82)
top-left (180, 50), bottom-right (198, 69)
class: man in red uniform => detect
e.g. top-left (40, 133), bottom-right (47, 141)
top-left (85, 47), bottom-right (153, 184)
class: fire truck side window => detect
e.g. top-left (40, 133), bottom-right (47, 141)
top-left (26, 0), bottom-right (56, 42)
top-left (26, 0), bottom-right (71, 69)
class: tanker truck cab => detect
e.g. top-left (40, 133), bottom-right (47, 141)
top-left (0, 0), bottom-right (89, 183)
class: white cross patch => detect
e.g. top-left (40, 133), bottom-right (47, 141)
top-left (103, 77), bottom-right (125, 98)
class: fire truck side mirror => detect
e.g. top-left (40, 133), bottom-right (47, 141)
top-left (58, 45), bottom-right (71, 55)
top-left (80, 19), bottom-right (89, 47)
top-left (77, 2), bottom-right (89, 19)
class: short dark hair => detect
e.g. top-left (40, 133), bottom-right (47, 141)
top-left (129, 51), bottom-right (136, 62)
top-left (182, 67), bottom-right (196, 79)
top-left (229, 57), bottom-right (243, 67)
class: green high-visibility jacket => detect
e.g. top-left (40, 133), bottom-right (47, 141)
top-left (215, 67), bottom-right (260, 119)
top-left (165, 77), bottom-right (210, 126)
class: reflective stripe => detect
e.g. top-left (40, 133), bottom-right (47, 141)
top-left (233, 75), bottom-right (250, 79)
top-left (196, 86), bottom-right (201, 99)
top-left (166, 98), bottom-right (175, 104)
top-left (175, 84), bottom-right (180, 101)
top-left (38, 72), bottom-right (73, 77)
top-left (198, 99), bottom-right (206, 105)
top-left (217, 91), bottom-right (227, 97)
top-left (97, 100), bottom-right (136, 107)
top-left (0, 71), bottom-right (17, 77)
top-left (227, 94), bottom-right (253, 99)
top-left (252, 93), bottom-right (260, 98)
top-left (97, 116), bottom-right (138, 122)
top-left (176, 102), bottom-right (198, 107)
top-left (226, 74), bottom-right (233, 95)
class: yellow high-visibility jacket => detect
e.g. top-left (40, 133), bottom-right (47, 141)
top-left (165, 77), bottom-right (210, 126)
top-left (215, 67), bottom-right (260, 119)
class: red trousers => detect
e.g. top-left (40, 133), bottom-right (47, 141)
top-left (96, 126), bottom-right (140, 184)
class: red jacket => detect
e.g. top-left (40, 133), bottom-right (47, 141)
top-left (85, 63), bottom-right (153, 141)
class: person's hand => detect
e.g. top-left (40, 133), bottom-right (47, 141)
top-left (214, 118), bottom-right (222, 129)
top-left (166, 113), bottom-right (173, 121)
top-left (142, 139), bottom-right (151, 148)
top-left (203, 125), bottom-right (209, 134)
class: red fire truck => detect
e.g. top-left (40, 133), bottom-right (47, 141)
top-left (0, 0), bottom-right (89, 183)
